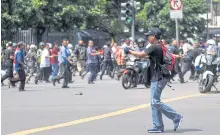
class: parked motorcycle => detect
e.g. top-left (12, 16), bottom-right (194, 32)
top-left (121, 57), bottom-right (150, 89)
top-left (195, 52), bottom-right (220, 93)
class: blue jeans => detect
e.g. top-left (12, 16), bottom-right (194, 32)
top-left (88, 63), bottom-right (97, 82)
top-left (151, 78), bottom-right (181, 128)
top-left (51, 64), bottom-right (58, 77)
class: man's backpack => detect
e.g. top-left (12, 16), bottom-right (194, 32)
top-left (159, 43), bottom-right (176, 78)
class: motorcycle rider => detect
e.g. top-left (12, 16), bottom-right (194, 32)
top-left (135, 38), bottom-right (145, 52)
top-left (124, 28), bottom-right (183, 133)
top-left (206, 39), bottom-right (217, 56)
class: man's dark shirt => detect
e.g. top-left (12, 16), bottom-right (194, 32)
top-left (74, 45), bottom-right (87, 60)
top-left (144, 44), bottom-right (163, 81)
top-left (4, 48), bottom-right (14, 60)
top-left (103, 46), bottom-right (112, 61)
top-left (191, 47), bottom-right (201, 62)
top-left (5, 59), bottom-right (13, 76)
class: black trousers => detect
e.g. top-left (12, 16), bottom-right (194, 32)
top-left (54, 63), bottom-right (70, 87)
top-left (9, 70), bottom-right (26, 90)
top-left (179, 61), bottom-right (195, 80)
top-left (35, 67), bottom-right (50, 82)
top-left (100, 60), bottom-right (113, 76)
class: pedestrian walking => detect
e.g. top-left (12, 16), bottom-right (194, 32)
top-left (86, 40), bottom-right (100, 84)
top-left (35, 43), bottom-right (52, 84)
top-left (25, 44), bottom-right (37, 83)
top-left (8, 42), bottom-right (26, 91)
top-left (52, 39), bottom-right (72, 88)
top-left (74, 40), bottom-right (87, 76)
top-left (124, 28), bottom-right (183, 133)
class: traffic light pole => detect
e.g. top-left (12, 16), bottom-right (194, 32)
top-left (131, 0), bottom-right (135, 48)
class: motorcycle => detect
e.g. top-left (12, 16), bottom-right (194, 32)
top-left (121, 57), bottom-right (151, 89)
top-left (195, 52), bottom-right (220, 93)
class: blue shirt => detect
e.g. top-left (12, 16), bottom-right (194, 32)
top-left (87, 47), bottom-right (98, 64)
top-left (15, 49), bottom-right (24, 71)
top-left (60, 46), bottom-right (70, 64)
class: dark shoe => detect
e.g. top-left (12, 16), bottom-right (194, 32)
top-left (81, 75), bottom-right (84, 80)
top-left (69, 81), bottom-right (74, 83)
top-left (34, 80), bottom-right (38, 84)
top-left (100, 75), bottom-right (103, 80)
top-left (178, 79), bottom-right (186, 83)
top-left (45, 80), bottom-right (50, 83)
top-left (19, 89), bottom-right (26, 92)
top-left (147, 127), bottom-right (164, 133)
top-left (88, 81), bottom-right (95, 84)
top-left (174, 116), bottom-right (183, 131)
top-left (62, 85), bottom-right (69, 88)
top-left (52, 79), bottom-right (56, 86)
top-left (189, 76), bottom-right (194, 80)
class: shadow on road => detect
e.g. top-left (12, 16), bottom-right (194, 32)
top-left (164, 128), bottom-right (203, 133)
top-left (205, 91), bottom-right (220, 94)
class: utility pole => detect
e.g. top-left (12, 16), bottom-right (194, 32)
top-left (175, 18), bottom-right (179, 44)
top-left (131, 0), bottom-right (135, 48)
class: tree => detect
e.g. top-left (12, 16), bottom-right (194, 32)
top-left (136, 0), bottom-right (207, 40)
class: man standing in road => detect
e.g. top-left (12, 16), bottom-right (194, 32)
top-left (100, 42), bottom-right (113, 80)
top-left (124, 28), bottom-right (183, 133)
top-left (74, 40), bottom-right (87, 76)
top-left (52, 39), bottom-right (72, 88)
top-left (86, 40), bottom-right (100, 84)
top-left (35, 43), bottom-right (52, 84)
top-left (8, 42), bottom-right (26, 91)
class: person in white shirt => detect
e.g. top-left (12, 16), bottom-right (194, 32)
top-left (35, 43), bottom-right (53, 84)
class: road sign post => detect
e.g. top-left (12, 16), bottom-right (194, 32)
top-left (170, 0), bottom-right (183, 44)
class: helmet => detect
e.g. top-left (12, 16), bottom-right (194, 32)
top-left (137, 38), bottom-right (145, 43)
top-left (68, 44), bottom-right (73, 49)
top-left (13, 43), bottom-right (17, 47)
top-left (206, 39), bottom-right (216, 46)
top-left (30, 44), bottom-right (36, 49)
top-left (144, 28), bottom-right (162, 39)
top-left (39, 42), bottom-right (45, 46)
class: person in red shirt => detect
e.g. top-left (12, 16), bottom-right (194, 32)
top-left (50, 43), bottom-right (59, 78)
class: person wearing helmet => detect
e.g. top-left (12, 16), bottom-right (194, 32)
top-left (25, 44), bottom-right (37, 83)
top-left (206, 39), bottom-right (217, 55)
top-left (1, 42), bottom-right (15, 86)
top-left (135, 38), bottom-right (145, 52)
top-left (124, 28), bottom-right (183, 133)
top-left (67, 43), bottom-right (76, 82)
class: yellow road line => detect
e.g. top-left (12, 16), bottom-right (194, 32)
top-left (8, 93), bottom-right (203, 135)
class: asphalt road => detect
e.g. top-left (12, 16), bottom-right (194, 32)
top-left (1, 74), bottom-right (220, 135)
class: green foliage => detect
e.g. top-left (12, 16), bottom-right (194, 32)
top-left (1, 0), bottom-right (209, 40)
top-left (136, 0), bottom-right (207, 39)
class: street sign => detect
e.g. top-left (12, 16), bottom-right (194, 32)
top-left (170, 0), bottom-right (183, 19)
top-left (170, 0), bottom-right (183, 10)
top-left (170, 10), bottom-right (183, 19)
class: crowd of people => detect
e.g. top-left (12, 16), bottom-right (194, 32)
top-left (1, 33), bottom-right (219, 91)
top-left (1, 28), bottom-right (220, 133)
